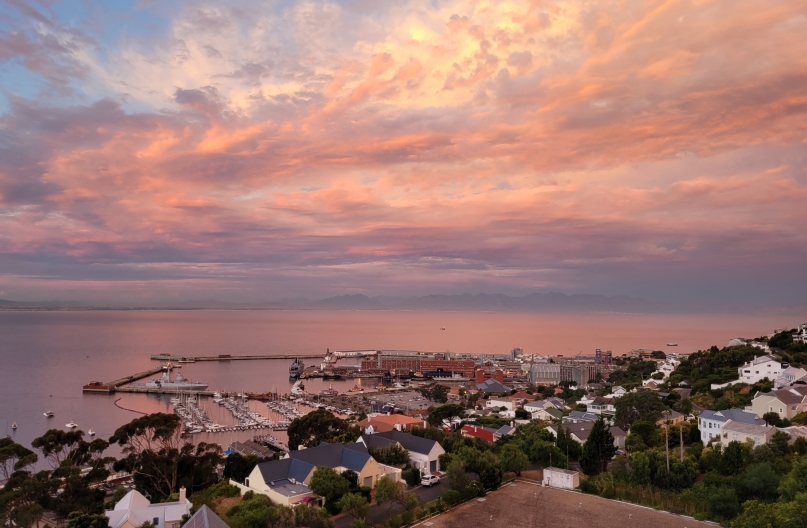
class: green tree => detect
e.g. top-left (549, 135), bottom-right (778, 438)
top-left (446, 459), bottom-right (471, 490)
top-left (287, 409), bottom-right (361, 450)
top-left (741, 462), bottom-right (781, 502)
top-left (223, 453), bottom-right (259, 483)
top-left (499, 444), bottom-right (529, 476)
top-left (309, 467), bottom-right (350, 505)
top-left (66, 513), bottom-right (109, 528)
top-left (368, 444), bottom-right (410, 467)
top-left (720, 441), bottom-right (748, 476)
top-left (579, 418), bottom-right (616, 476)
top-left (427, 404), bottom-right (466, 428)
top-left (420, 384), bottom-right (450, 404)
top-left (337, 492), bottom-right (369, 520)
top-left (32, 430), bottom-right (108, 470)
top-left (614, 392), bottom-right (667, 429)
top-left (0, 438), bottom-right (38, 480)
top-left (763, 411), bottom-right (784, 427)
top-left (779, 454), bottom-right (807, 501)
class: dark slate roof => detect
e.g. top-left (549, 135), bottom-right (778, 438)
top-left (368, 430), bottom-right (440, 456)
top-left (255, 442), bottom-right (371, 487)
top-left (495, 425), bottom-right (514, 436)
top-left (182, 505), bottom-right (230, 528)
top-left (476, 379), bottom-right (512, 393)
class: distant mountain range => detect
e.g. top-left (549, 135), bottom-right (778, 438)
top-left (0, 292), bottom-right (672, 313)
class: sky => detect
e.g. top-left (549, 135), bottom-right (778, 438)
top-left (0, 0), bottom-right (806, 308)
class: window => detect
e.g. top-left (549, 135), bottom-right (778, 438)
top-left (153, 518), bottom-right (159, 526)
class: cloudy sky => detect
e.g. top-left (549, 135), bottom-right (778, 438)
top-left (1, 0), bottom-right (806, 307)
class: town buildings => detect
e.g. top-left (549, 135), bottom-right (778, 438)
top-left (357, 414), bottom-right (426, 433)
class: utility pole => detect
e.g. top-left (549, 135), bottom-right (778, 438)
top-left (680, 423), bottom-right (684, 462)
top-left (665, 421), bottom-right (670, 472)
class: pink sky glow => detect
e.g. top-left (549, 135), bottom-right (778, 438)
top-left (0, 0), bottom-right (806, 307)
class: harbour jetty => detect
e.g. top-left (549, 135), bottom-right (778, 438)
top-left (82, 366), bottom-right (165, 393)
top-left (150, 353), bottom-right (322, 362)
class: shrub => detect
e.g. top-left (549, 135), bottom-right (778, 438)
top-left (579, 479), bottom-right (598, 494)
top-left (401, 511), bottom-right (414, 525)
top-left (402, 467), bottom-right (421, 488)
top-left (442, 490), bottom-right (461, 505)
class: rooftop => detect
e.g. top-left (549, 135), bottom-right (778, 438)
top-left (722, 419), bottom-right (776, 436)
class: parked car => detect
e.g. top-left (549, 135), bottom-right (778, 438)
top-left (421, 474), bottom-right (440, 487)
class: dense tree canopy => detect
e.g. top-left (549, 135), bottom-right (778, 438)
top-left (287, 409), bottom-right (361, 450)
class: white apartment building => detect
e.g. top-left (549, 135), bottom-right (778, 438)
top-left (738, 355), bottom-right (783, 384)
top-left (485, 399), bottom-right (515, 411)
top-left (698, 409), bottom-right (765, 445)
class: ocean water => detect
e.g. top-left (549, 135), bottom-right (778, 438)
top-left (0, 309), bottom-right (801, 465)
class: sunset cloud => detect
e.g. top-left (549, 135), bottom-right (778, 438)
top-left (0, 0), bottom-right (805, 306)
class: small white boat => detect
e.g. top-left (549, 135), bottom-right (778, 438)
top-left (11, 422), bottom-right (18, 430)
top-left (44, 410), bottom-right (54, 418)
top-left (87, 429), bottom-right (96, 436)
top-left (66, 421), bottom-right (78, 428)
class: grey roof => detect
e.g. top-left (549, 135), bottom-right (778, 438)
top-left (722, 419), bottom-right (776, 436)
top-left (476, 379), bottom-right (512, 393)
top-left (700, 409), bottom-right (764, 425)
top-left (610, 426), bottom-right (627, 438)
top-left (363, 430), bottom-right (440, 456)
top-left (566, 411), bottom-right (598, 422)
top-left (495, 425), bottom-right (514, 436)
top-left (182, 505), bottom-right (230, 528)
top-left (550, 422), bottom-right (596, 442)
top-left (255, 442), bottom-right (371, 487)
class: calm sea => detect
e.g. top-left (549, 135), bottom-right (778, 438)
top-left (0, 309), bottom-right (801, 466)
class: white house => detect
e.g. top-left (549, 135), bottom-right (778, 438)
top-left (720, 420), bottom-right (776, 448)
top-left (486, 399), bottom-right (515, 411)
top-left (698, 409), bottom-right (765, 445)
top-left (611, 386), bottom-right (627, 398)
top-left (795, 324), bottom-right (807, 344)
top-left (106, 489), bottom-right (191, 528)
top-left (359, 430), bottom-right (445, 476)
top-left (775, 366), bottom-right (807, 389)
top-left (738, 356), bottom-right (783, 384)
top-left (542, 467), bottom-right (579, 490)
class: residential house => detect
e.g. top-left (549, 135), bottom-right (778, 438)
top-left (698, 409), bottom-right (765, 445)
top-left (546, 421), bottom-right (624, 447)
top-left (750, 386), bottom-right (807, 420)
top-left (657, 410), bottom-right (685, 427)
top-left (461, 425), bottom-right (497, 443)
top-left (182, 505), bottom-right (229, 528)
top-left (238, 442), bottom-right (399, 506)
top-left (794, 323), bottom-right (807, 344)
top-left (775, 366), bottom-right (807, 389)
top-left (494, 424), bottom-right (515, 440)
top-left (611, 386), bottom-right (627, 398)
top-left (720, 420), bottom-right (776, 448)
top-left (542, 467), bottom-right (579, 490)
top-left (506, 391), bottom-right (534, 404)
top-left (106, 489), bottom-right (192, 528)
top-left (358, 414), bottom-right (426, 433)
top-left (359, 430), bottom-right (445, 475)
top-left (485, 399), bottom-right (516, 411)
top-left (588, 397), bottom-right (616, 417)
top-left (531, 406), bottom-right (563, 422)
top-left (738, 355), bottom-right (783, 384)
top-left (562, 411), bottom-right (599, 423)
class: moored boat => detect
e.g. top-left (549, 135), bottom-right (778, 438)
top-left (44, 410), bottom-right (54, 418)
top-left (289, 357), bottom-right (305, 378)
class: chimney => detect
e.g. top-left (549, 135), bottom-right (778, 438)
top-left (179, 487), bottom-right (186, 503)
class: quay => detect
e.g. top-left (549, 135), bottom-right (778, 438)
top-left (150, 353), bottom-right (322, 362)
top-left (82, 366), bottom-right (165, 393)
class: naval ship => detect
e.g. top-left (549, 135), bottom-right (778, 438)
top-left (134, 370), bottom-right (209, 390)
